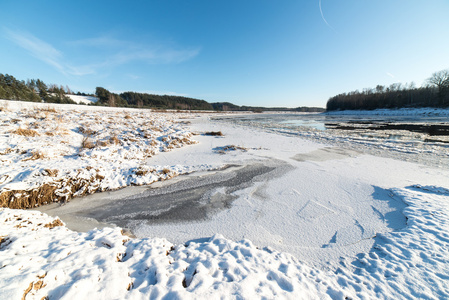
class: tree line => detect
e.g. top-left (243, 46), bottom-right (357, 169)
top-left (94, 87), bottom-right (214, 110)
top-left (1, 72), bottom-right (325, 111)
top-left (95, 88), bottom-right (325, 112)
top-left (326, 69), bottom-right (449, 111)
top-left (0, 73), bottom-right (82, 104)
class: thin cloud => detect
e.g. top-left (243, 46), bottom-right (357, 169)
top-left (3, 28), bottom-right (200, 76)
top-left (72, 35), bottom-right (201, 65)
top-left (111, 47), bottom-right (201, 65)
top-left (4, 28), bottom-right (95, 76)
top-left (386, 72), bottom-right (395, 78)
top-left (319, 0), bottom-right (336, 32)
top-left (68, 36), bottom-right (127, 48)
top-left (4, 28), bottom-right (66, 74)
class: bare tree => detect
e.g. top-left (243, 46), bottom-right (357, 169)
top-left (108, 94), bottom-right (116, 107)
top-left (427, 69), bottom-right (449, 105)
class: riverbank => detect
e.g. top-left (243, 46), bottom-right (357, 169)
top-left (1, 102), bottom-right (449, 298)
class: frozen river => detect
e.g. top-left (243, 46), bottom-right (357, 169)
top-left (213, 112), bottom-right (449, 168)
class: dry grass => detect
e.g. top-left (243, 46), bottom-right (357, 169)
top-left (162, 168), bottom-right (170, 174)
top-left (44, 219), bottom-right (64, 228)
top-left (79, 126), bottom-right (96, 136)
top-left (134, 167), bottom-right (155, 176)
top-left (0, 148), bottom-right (13, 155)
top-left (39, 106), bottom-right (57, 113)
top-left (13, 127), bottom-right (39, 137)
top-left (215, 145), bottom-right (248, 154)
top-left (22, 151), bottom-right (45, 161)
top-left (22, 282), bottom-right (33, 300)
top-left (43, 169), bottom-right (58, 177)
top-left (0, 101), bottom-right (9, 112)
top-left (81, 137), bottom-right (96, 149)
top-left (96, 140), bottom-right (110, 147)
top-left (0, 184), bottom-right (62, 209)
top-left (135, 169), bottom-right (149, 176)
top-left (109, 135), bottom-right (121, 145)
top-left (0, 236), bottom-right (10, 248)
top-left (124, 114), bottom-right (132, 119)
top-left (205, 131), bottom-right (224, 136)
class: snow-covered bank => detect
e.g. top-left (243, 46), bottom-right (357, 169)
top-left (1, 184), bottom-right (448, 299)
top-left (65, 94), bottom-right (98, 105)
top-left (34, 113), bottom-right (449, 267)
top-left (0, 100), bottom-right (213, 208)
top-left (2, 101), bottom-right (449, 298)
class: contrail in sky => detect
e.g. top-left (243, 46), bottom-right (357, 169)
top-left (319, 0), bottom-right (336, 32)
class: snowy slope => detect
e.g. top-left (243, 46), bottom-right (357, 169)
top-left (66, 94), bottom-right (98, 104)
top-left (1, 185), bottom-right (448, 299)
top-left (1, 100), bottom-right (449, 299)
top-left (0, 100), bottom-right (213, 208)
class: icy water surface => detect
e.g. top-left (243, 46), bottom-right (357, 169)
top-left (214, 113), bottom-right (449, 168)
top-left (221, 113), bottom-right (449, 134)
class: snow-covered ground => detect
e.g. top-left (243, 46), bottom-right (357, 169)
top-left (217, 110), bottom-right (449, 169)
top-left (0, 100), bottom-right (212, 208)
top-left (1, 102), bottom-right (449, 299)
top-left (66, 94), bottom-right (98, 105)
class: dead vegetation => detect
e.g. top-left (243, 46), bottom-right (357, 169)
top-left (39, 106), bottom-right (57, 113)
top-left (12, 127), bottom-right (39, 137)
top-left (0, 235), bottom-right (11, 248)
top-left (22, 151), bottom-right (45, 161)
top-left (22, 273), bottom-right (48, 300)
top-left (214, 145), bottom-right (248, 154)
top-left (79, 126), bottom-right (96, 136)
top-left (109, 135), bottom-right (121, 145)
top-left (134, 167), bottom-right (155, 176)
top-left (1, 107), bottom-right (202, 209)
top-left (81, 137), bottom-right (96, 150)
top-left (205, 131), bottom-right (224, 136)
top-left (96, 139), bottom-right (109, 147)
top-left (0, 184), bottom-right (61, 209)
top-left (43, 169), bottom-right (58, 177)
top-left (0, 148), bottom-right (13, 155)
top-left (44, 219), bottom-right (64, 228)
top-left (0, 101), bottom-right (9, 112)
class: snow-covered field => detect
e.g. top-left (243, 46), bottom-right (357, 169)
top-left (0, 100), bottom-right (211, 208)
top-left (66, 94), bottom-right (98, 105)
top-left (1, 100), bottom-right (449, 299)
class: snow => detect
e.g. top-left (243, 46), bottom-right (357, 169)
top-left (218, 112), bottom-right (449, 169)
top-left (65, 94), bottom-right (98, 104)
top-left (1, 185), bottom-right (448, 299)
top-left (1, 100), bottom-right (449, 299)
top-left (0, 100), bottom-right (213, 205)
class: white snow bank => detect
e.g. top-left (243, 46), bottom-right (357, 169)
top-left (66, 95), bottom-right (98, 105)
top-left (1, 185), bottom-right (448, 299)
top-left (0, 100), bottom-right (215, 207)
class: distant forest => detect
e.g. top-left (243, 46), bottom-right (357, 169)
top-left (0, 73), bottom-right (324, 112)
top-left (326, 69), bottom-right (449, 111)
top-left (94, 87), bottom-right (324, 112)
top-left (3, 70), bottom-right (449, 112)
top-left (0, 73), bottom-right (79, 104)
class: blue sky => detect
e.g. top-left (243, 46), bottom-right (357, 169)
top-left (1, 0), bottom-right (449, 107)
